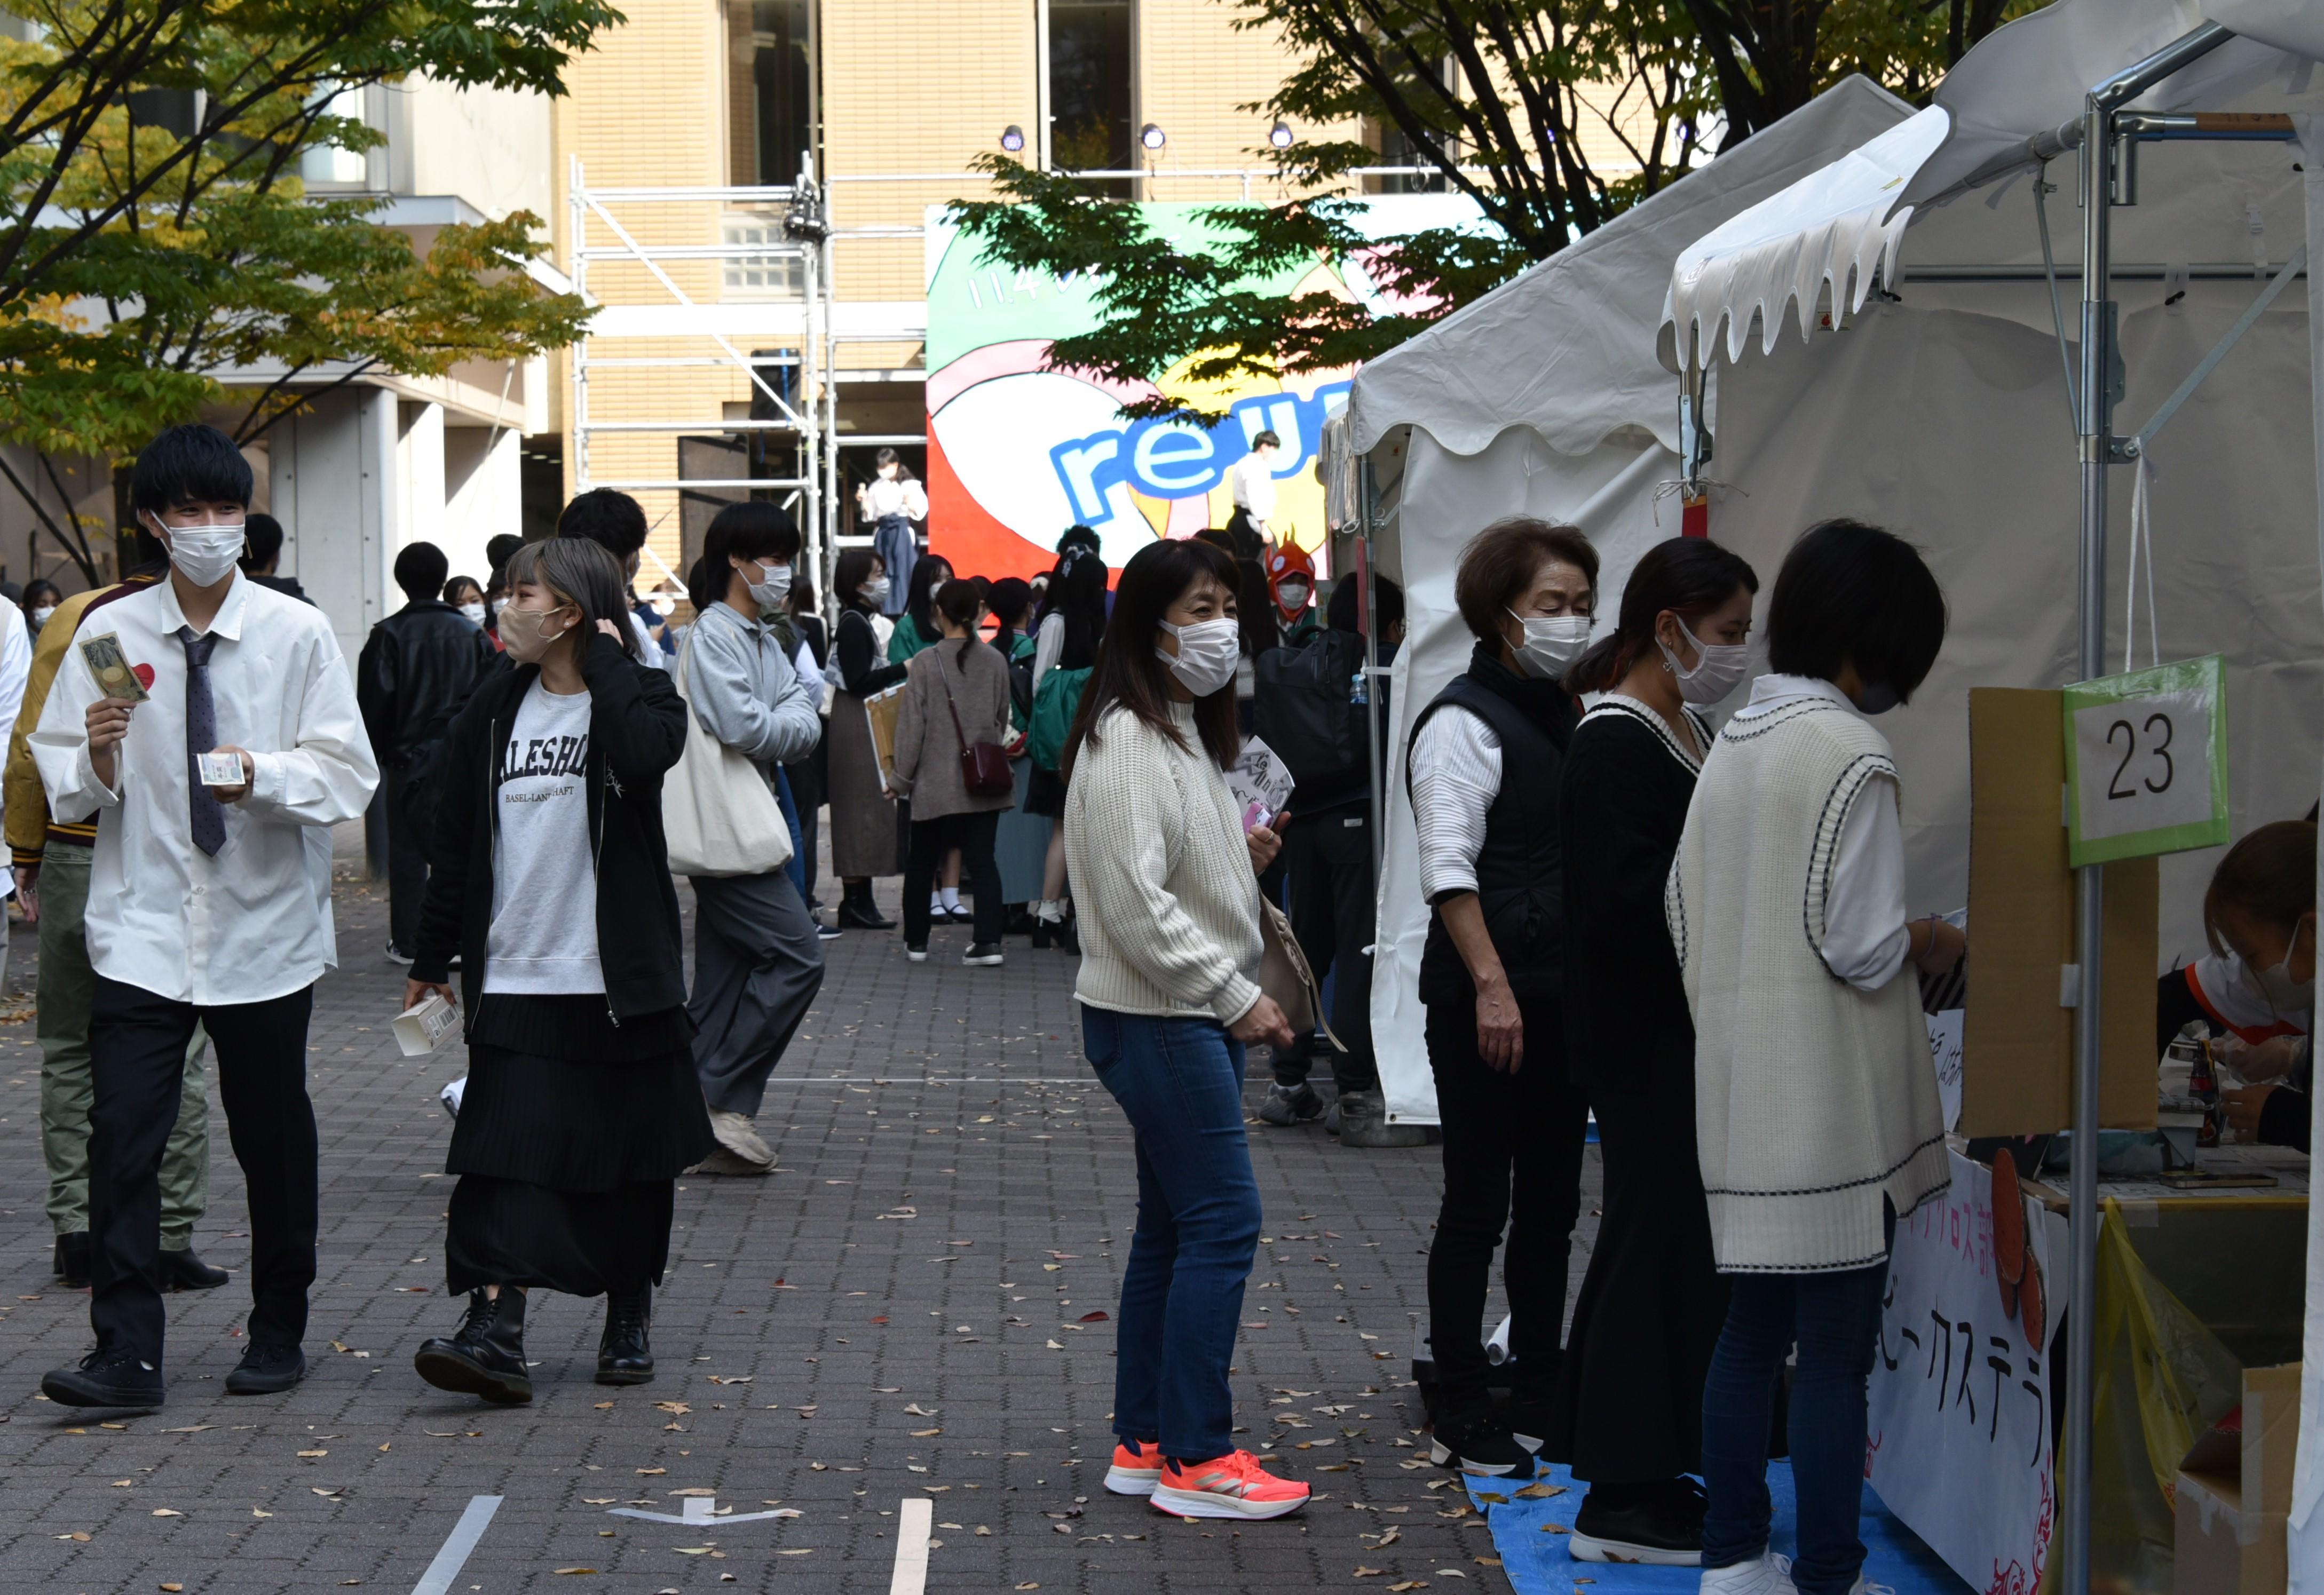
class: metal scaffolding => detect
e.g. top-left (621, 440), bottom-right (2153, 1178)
top-left (566, 156), bottom-right (834, 599)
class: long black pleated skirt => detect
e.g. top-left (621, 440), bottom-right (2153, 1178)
top-left (443, 995), bottom-right (713, 1298)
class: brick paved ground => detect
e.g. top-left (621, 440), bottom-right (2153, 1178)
top-left (0, 839), bottom-right (1601, 1594)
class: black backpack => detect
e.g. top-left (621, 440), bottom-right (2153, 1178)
top-left (1252, 629), bottom-right (1370, 797)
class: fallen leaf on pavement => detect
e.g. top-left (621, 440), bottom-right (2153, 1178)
top-left (1387, 1584), bottom-right (1428, 1592)
top-left (1078, 1311), bottom-right (1109, 1322)
top-left (653, 1402), bottom-right (691, 1415)
top-left (636, 1468), bottom-right (666, 1475)
top-left (251, 1510), bottom-right (271, 1519)
top-left (552, 1568), bottom-right (597, 1575)
top-left (1511, 1482), bottom-right (1566, 1499)
top-left (911, 1428), bottom-right (941, 1438)
top-left (1045, 1339), bottom-right (1063, 1350)
top-left (583, 1498), bottom-right (614, 1504)
top-left (151, 1508), bottom-right (183, 1517)
top-left (296, 1449), bottom-right (327, 1458)
top-left (1353, 1570), bottom-right (1385, 1580)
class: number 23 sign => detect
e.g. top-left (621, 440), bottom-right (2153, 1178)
top-left (2062, 655), bottom-right (2229, 867)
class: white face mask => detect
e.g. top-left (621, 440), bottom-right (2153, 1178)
top-left (29, 605), bottom-right (53, 625)
top-left (459, 601), bottom-right (486, 625)
top-left (2249, 927), bottom-right (2316, 1019)
top-left (1156, 617), bottom-right (1240, 698)
top-left (1507, 608), bottom-right (1591, 680)
top-left (1660, 617), bottom-right (1751, 705)
top-left (860, 575), bottom-right (891, 607)
top-left (491, 596), bottom-right (508, 617)
top-left (1276, 579), bottom-right (1310, 613)
top-left (155, 517), bottom-right (247, 588)
top-left (747, 559), bottom-right (793, 608)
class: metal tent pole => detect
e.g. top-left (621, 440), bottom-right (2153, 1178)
top-left (2063, 25), bottom-right (2232, 1595)
top-left (1359, 453), bottom-right (1383, 874)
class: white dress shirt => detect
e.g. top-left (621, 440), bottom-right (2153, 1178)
top-left (1230, 451), bottom-right (1277, 531)
top-left (1410, 706), bottom-right (1501, 903)
top-left (31, 572), bottom-right (379, 1005)
top-left (1727, 673), bottom-right (1910, 989)
top-left (859, 475), bottom-right (929, 522)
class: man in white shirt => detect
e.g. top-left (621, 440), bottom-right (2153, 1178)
top-left (30, 424), bottom-right (378, 1409)
top-left (1226, 428), bottom-right (1282, 559)
top-left (557, 488), bottom-right (669, 668)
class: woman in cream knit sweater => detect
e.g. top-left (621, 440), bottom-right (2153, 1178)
top-left (1062, 537), bottom-right (1309, 1524)
top-left (1667, 520), bottom-right (1963, 1595)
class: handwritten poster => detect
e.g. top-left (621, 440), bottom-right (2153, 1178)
top-left (1869, 1148), bottom-right (2067, 1595)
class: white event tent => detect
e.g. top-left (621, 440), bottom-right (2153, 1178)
top-left (1348, 75), bottom-right (1921, 1128)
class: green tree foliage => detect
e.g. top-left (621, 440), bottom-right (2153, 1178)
top-left (0, 0), bottom-right (616, 578)
top-left (950, 0), bottom-right (2047, 424)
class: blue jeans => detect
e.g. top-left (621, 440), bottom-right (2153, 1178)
top-left (1082, 1005), bottom-right (1261, 1462)
top-left (1699, 1209), bottom-right (1894, 1594)
top-left (774, 766), bottom-right (807, 898)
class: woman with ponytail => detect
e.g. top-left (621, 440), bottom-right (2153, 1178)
top-left (1547, 536), bottom-right (1758, 1563)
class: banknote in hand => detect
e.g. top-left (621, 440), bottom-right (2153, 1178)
top-left (78, 632), bottom-right (149, 703)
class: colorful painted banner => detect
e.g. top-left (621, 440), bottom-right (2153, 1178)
top-left (922, 196), bottom-right (1487, 577)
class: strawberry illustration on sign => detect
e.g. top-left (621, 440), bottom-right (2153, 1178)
top-left (132, 663), bottom-right (155, 690)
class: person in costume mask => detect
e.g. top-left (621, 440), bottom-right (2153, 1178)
top-left (1264, 544), bottom-right (1321, 647)
top-left (1403, 515), bottom-right (1598, 1481)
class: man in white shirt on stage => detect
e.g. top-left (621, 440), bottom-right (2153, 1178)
top-left (31, 424), bottom-right (378, 1408)
top-left (1226, 428), bottom-right (1282, 560)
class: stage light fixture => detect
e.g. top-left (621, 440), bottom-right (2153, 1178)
top-left (1000, 124), bottom-right (1025, 153)
top-left (1269, 121), bottom-right (1295, 149)
top-left (1140, 123), bottom-right (1167, 152)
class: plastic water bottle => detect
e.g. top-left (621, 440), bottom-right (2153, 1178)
top-left (1349, 669), bottom-right (1367, 706)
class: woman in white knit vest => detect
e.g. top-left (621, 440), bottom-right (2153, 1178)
top-left (1667, 520), bottom-right (1964, 1595)
top-left (1062, 537), bottom-right (1309, 1523)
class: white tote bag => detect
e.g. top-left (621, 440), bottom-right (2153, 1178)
top-left (662, 637), bottom-right (794, 878)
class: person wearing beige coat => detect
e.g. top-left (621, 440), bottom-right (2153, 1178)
top-left (889, 578), bottom-right (1014, 963)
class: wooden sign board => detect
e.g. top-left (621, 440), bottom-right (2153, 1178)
top-left (1962, 687), bottom-right (2157, 1137)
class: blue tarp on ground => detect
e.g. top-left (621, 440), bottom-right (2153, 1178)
top-left (1470, 1463), bottom-right (1973, 1595)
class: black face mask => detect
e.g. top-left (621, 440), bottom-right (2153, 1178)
top-left (1855, 680), bottom-right (1902, 715)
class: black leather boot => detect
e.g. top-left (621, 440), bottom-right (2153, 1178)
top-left (836, 882), bottom-right (894, 931)
top-left (596, 1283), bottom-right (654, 1385)
top-left (413, 1288), bottom-right (533, 1404)
top-left (54, 1232), bottom-right (90, 1288)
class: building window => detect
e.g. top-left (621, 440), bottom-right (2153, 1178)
top-left (298, 85), bottom-right (369, 187)
top-left (723, 216), bottom-right (805, 299)
top-left (1047, 1), bottom-right (1132, 191)
top-left (728, 1), bottom-right (815, 187)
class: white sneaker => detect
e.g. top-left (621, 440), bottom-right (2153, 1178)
top-left (1701, 1553), bottom-right (1797, 1595)
top-left (707, 1109), bottom-right (773, 1169)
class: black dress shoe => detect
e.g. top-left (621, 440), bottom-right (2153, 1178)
top-left (43, 1347), bottom-right (164, 1408)
top-left (162, 1248), bottom-right (228, 1291)
top-left (225, 1342), bottom-right (306, 1395)
top-left (53, 1232), bottom-right (90, 1288)
top-left (414, 1288), bottom-right (533, 1404)
top-left (596, 1283), bottom-right (654, 1385)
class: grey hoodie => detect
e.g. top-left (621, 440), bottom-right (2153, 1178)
top-left (681, 599), bottom-right (820, 774)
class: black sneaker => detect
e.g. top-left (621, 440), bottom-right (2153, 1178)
top-left (961, 942), bottom-right (1004, 966)
top-left (43, 1347), bottom-right (164, 1408)
top-left (226, 1341), bottom-right (307, 1395)
top-left (1427, 1409), bottom-right (1535, 1478)
top-left (1256, 1082), bottom-right (1323, 1126)
top-left (1571, 1479), bottom-right (1705, 1565)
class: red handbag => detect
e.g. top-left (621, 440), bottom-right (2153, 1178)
top-left (937, 646), bottom-right (1015, 797)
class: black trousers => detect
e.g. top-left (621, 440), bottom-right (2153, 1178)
top-left (385, 762), bottom-right (429, 956)
top-left (904, 809), bottom-right (1001, 945)
top-left (1275, 808), bottom-right (1380, 1094)
top-left (1424, 987), bottom-right (1589, 1414)
top-left (88, 978), bottom-right (317, 1362)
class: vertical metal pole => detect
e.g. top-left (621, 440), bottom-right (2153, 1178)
top-left (570, 156), bottom-right (590, 495)
top-left (801, 160), bottom-right (822, 612)
top-left (2063, 88), bottom-right (2113, 1595)
top-left (1359, 454), bottom-right (1383, 874)
top-left (2059, 28), bottom-right (2229, 1594)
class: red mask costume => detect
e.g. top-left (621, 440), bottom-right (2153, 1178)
top-left (1267, 544), bottom-right (1315, 624)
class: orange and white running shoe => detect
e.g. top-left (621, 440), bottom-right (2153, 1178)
top-left (1149, 1450), bottom-right (1311, 1520)
top-left (1104, 1438), bottom-right (1166, 1496)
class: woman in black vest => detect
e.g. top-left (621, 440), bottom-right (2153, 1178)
top-left (1406, 517), bottom-right (1597, 1478)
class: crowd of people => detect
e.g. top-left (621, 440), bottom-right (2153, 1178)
top-left (5, 420), bottom-right (2311, 1591)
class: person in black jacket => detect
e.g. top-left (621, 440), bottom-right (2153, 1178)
top-left (1547, 537), bottom-right (1759, 1564)
top-left (401, 537), bottom-right (710, 1404)
top-left (1405, 517), bottom-right (1597, 1479)
top-left (358, 541), bottom-right (502, 962)
top-left (1255, 575), bottom-right (1419, 1150)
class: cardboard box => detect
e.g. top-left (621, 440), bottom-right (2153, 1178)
top-left (2175, 1362), bottom-right (2300, 1595)
top-left (1961, 687), bottom-right (2159, 1136)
